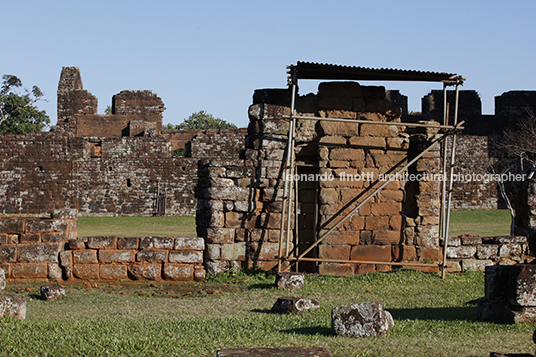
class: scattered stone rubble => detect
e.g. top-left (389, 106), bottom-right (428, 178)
top-left (0, 294), bottom-right (26, 320)
top-left (271, 296), bottom-right (319, 314)
top-left (331, 301), bottom-right (394, 338)
top-left (478, 265), bottom-right (536, 324)
top-left (40, 284), bottom-right (66, 301)
top-left (275, 272), bottom-right (305, 290)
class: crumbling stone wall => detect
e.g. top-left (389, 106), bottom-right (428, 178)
top-left (197, 82), bottom-right (444, 276)
top-left (162, 128), bottom-right (248, 153)
top-left (445, 235), bottom-right (530, 272)
top-left (0, 210), bottom-right (206, 281)
top-left (0, 133), bottom-right (199, 216)
top-left (62, 236), bottom-right (205, 281)
top-left (417, 90), bottom-right (508, 211)
top-left (495, 90), bottom-right (536, 124)
top-left (450, 135), bottom-right (500, 210)
top-left (0, 67), bottom-right (247, 217)
top-left (0, 209), bottom-right (76, 280)
top-left (57, 67), bottom-right (164, 138)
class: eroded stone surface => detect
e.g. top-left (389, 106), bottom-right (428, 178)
top-left (128, 263), bottom-right (161, 280)
top-left (477, 296), bottom-right (536, 324)
top-left (40, 284), bottom-right (66, 301)
top-left (275, 272), bottom-right (305, 290)
top-left (0, 295), bottom-right (26, 320)
top-left (507, 264), bottom-right (536, 307)
top-left (331, 301), bottom-right (394, 338)
top-left (271, 296), bottom-right (320, 314)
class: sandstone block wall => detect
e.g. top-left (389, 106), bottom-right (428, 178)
top-left (57, 67), bottom-right (164, 138)
top-left (0, 133), bottom-right (200, 216)
top-left (162, 128), bottom-right (248, 153)
top-left (197, 82), bottom-right (446, 276)
top-left (0, 210), bottom-right (206, 281)
top-left (445, 235), bottom-right (530, 273)
top-left (196, 157), bottom-right (286, 275)
top-left (0, 67), bottom-right (248, 217)
top-left (62, 236), bottom-right (205, 281)
top-left (451, 135), bottom-right (500, 210)
top-left (0, 209), bottom-right (77, 280)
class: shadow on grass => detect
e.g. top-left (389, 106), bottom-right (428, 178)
top-left (389, 306), bottom-right (477, 322)
top-left (280, 325), bottom-right (333, 336)
top-left (280, 307), bottom-right (477, 337)
top-left (246, 283), bottom-right (276, 290)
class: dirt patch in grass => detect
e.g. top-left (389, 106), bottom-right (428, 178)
top-left (5, 278), bottom-right (252, 299)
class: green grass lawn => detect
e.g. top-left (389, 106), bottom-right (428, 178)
top-left (0, 269), bottom-right (534, 357)
top-left (0, 211), bottom-right (525, 356)
top-left (77, 216), bottom-right (197, 237)
top-left (77, 209), bottom-right (512, 239)
top-left (448, 209), bottom-right (512, 237)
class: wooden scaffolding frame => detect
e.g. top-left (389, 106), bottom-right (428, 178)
top-left (276, 62), bottom-right (465, 279)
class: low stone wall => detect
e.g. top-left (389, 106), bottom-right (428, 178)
top-left (61, 236), bottom-right (206, 281)
top-left (445, 235), bottom-right (531, 272)
top-left (0, 209), bottom-right (77, 280)
top-left (0, 210), bottom-right (205, 282)
top-left (196, 158), bottom-right (262, 275)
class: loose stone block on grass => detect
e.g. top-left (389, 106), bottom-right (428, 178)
top-left (271, 296), bottom-right (320, 314)
top-left (40, 284), bottom-right (66, 301)
top-left (331, 301), bottom-right (394, 338)
top-left (0, 294), bottom-right (26, 320)
top-left (478, 264), bottom-right (536, 324)
top-left (275, 272), bottom-right (304, 290)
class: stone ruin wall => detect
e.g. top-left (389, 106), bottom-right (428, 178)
top-left (450, 135), bottom-right (500, 211)
top-left (197, 82), bottom-right (445, 276)
top-left (0, 209), bottom-right (206, 282)
top-left (1, 67), bottom-right (536, 280)
top-left (0, 67), bottom-right (246, 217)
top-left (420, 90), bottom-right (536, 211)
top-left (196, 84), bottom-right (536, 276)
top-left (2, 67), bottom-right (535, 218)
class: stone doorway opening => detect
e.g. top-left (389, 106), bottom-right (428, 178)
top-left (295, 165), bottom-right (319, 273)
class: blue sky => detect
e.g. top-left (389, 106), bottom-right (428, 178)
top-left (3, 0), bottom-right (535, 128)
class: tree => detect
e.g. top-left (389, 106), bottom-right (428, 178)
top-left (0, 75), bottom-right (50, 134)
top-left (489, 109), bottom-right (536, 235)
top-left (162, 110), bottom-right (237, 130)
top-left (499, 109), bottom-right (536, 179)
top-left (162, 123), bottom-right (177, 131)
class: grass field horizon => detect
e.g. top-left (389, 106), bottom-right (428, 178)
top-left (78, 209), bottom-right (512, 239)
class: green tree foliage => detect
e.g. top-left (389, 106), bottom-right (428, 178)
top-left (0, 75), bottom-right (50, 134)
top-left (162, 123), bottom-right (177, 131)
top-left (163, 110), bottom-right (237, 130)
